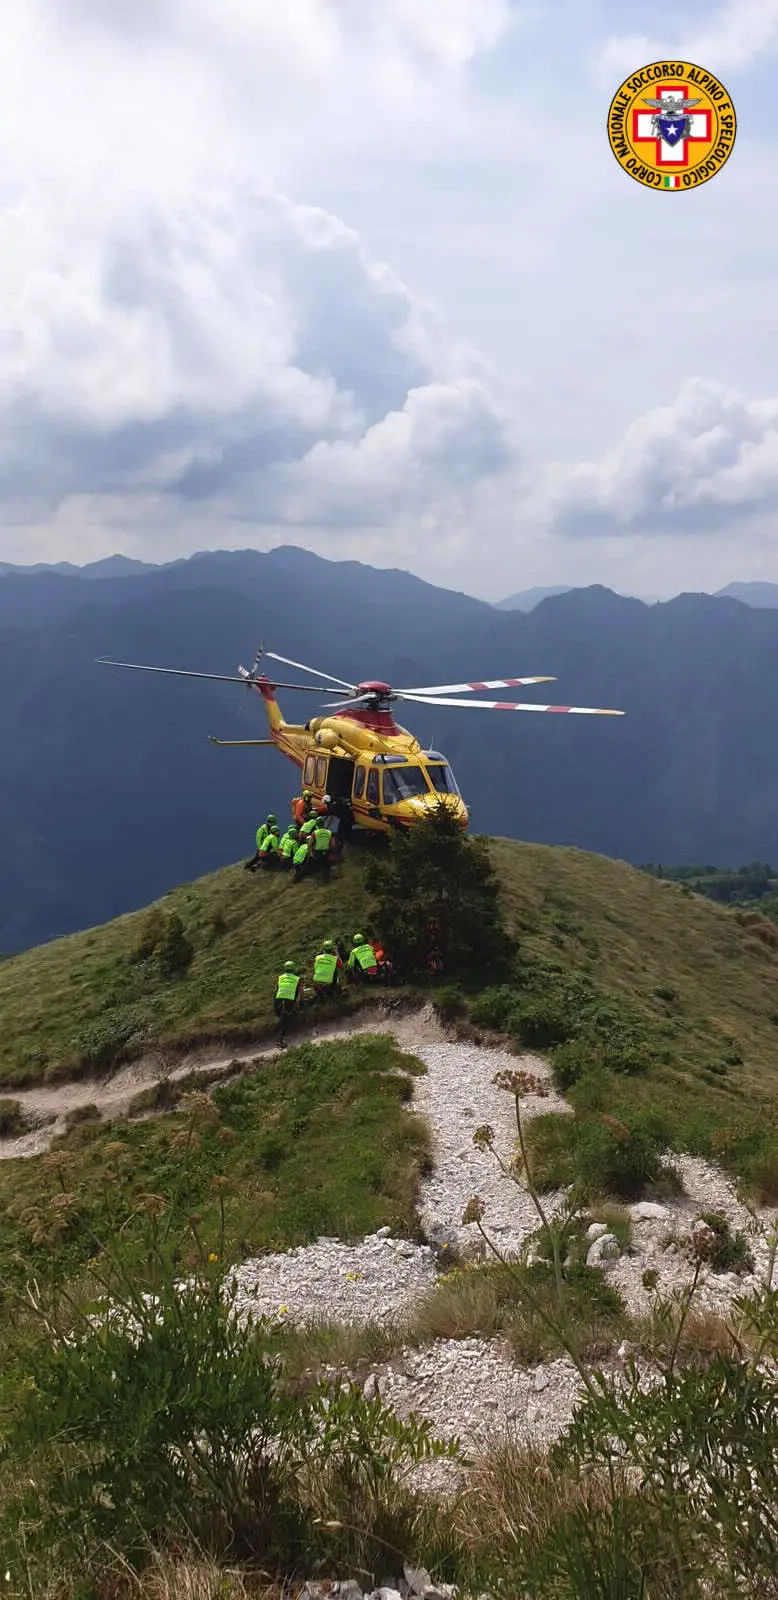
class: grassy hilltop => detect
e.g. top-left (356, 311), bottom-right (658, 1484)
top-left (4, 835), bottom-right (778, 1594)
top-left (2, 835), bottom-right (778, 1097)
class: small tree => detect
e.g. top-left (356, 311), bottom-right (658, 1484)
top-left (364, 803), bottom-right (512, 978)
top-left (157, 913), bottom-right (194, 978)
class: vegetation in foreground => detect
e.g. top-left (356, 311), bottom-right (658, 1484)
top-left (2, 1156), bottom-right (778, 1599)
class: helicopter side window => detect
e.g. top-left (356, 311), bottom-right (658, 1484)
top-left (426, 763), bottom-right (459, 795)
top-left (303, 754), bottom-right (316, 787)
top-left (314, 756), bottom-right (327, 789)
top-left (353, 766), bottom-right (366, 802)
top-left (366, 767), bottom-right (379, 805)
top-left (382, 765), bottom-right (431, 803)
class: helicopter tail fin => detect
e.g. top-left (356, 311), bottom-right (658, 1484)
top-left (240, 663), bottom-right (285, 735)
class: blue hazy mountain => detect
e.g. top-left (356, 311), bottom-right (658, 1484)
top-left (3, 549), bottom-right (778, 950)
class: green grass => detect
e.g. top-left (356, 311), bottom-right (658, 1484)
top-left (0, 1035), bottom-right (430, 1289)
top-left (5, 833), bottom-right (778, 1196)
top-left (0, 850), bottom-right (375, 1085)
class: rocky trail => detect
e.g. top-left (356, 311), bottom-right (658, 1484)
top-left (0, 1001), bottom-right (445, 1159)
top-left (3, 1006), bottom-right (776, 1461)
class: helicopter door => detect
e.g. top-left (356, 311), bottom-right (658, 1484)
top-left (327, 756), bottom-right (354, 801)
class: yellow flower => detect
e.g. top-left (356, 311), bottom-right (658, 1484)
top-left (208, 1252), bottom-right (219, 1263)
top-left (278, 1303), bottom-right (289, 1315)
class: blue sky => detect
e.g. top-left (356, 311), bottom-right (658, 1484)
top-left (0, 0), bottom-right (776, 600)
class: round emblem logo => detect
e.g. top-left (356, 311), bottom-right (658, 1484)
top-left (607, 61), bottom-right (736, 190)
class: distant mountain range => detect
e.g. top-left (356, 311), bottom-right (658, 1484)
top-left (495, 585), bottom-right (573, 610)
top-left (495, 581), bottom-right (778, 611)
top-left (5, 557), bottom-right (775, 611)
top-left (714, 582), bottom-right (778, 608)
top-left (4, 546), bottom-right (778, 951)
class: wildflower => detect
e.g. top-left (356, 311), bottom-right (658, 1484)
top-left (461, 1196), bottom-right (485, 1226)
top-left (493, 1068), bottom-right (548, 1098)
top-left (472, 1124), bottom-right (495, 1150)
top-left (136, 1194), bottom-right (167, 1217)
top-left (180, 1091), bottom-right (220, 1124)
top-left (208, 1252), bottom-right (219, 1263)
top-left (171, 1129), bottom-right (200, 1152)
top-left (278, 1303), bottom-right (289, 1316)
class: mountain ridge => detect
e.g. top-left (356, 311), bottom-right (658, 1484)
top-left (4, 551), bottom-right (778, 950)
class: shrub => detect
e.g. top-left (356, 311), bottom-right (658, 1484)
top-left (552, 1038), bottom-right (592, 1091)
top-left (469, 986), bottom-right (519, 1030)
top-left (129, 907), bottom-right (166, 964)
top-left (412, 1259), bottom-right (626, 1365)
top-left (71, 1007), bottom-right (147, 1070)
top-left (508, 995), bottom-right (571, 1050)
top-left (653, 984), bottom-right (678, 1003)
top-left (0, 1099), bottom-right (25, 1138)
top-left (697, 1210), bottom-right (754, 1275)
top-left (525, 1110), bottom-right (670, 1202)
top-left (574, 1114), bottom-right (667, 1201)
top-left (0, 1228), bottom-right (458, 1591)
top-left (63, 1103), bottom-right (101, 1127)
top-left (157, 913), bottom-right (194, 977)
top-left (434, 983), bottom-right (467, 1021)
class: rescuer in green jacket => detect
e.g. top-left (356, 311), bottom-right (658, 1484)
top-left (278, 823), bottom-right (299, 867)
top-left (258, 823), bottom-right (280, 867)
top-left (274, 960), bottom-right (302, 1043)
top-left (244, 814), bottom-right (278, 871)
top-left (347, 933), bottom-right (379, 983)
top-left (312, 938), bottom-right (344, 1001)
top-left (292, 836), bottom-right (312, 883)
top-left (312, 820), bottom-right (333, 877)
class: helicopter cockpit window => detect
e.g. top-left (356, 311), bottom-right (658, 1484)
top-left (382, 765), bottom-right (431, 803)
top-left (426, 763), bottom-right (459, 795)
top-left (366, 768), bottom-right (379, 805)
top-left (353, 766), bottom-right (366, 801)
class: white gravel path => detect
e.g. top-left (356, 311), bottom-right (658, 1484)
top-left (410, 1041), bottom-right (571, 1256)
top-left (230, 1232), bottom-right (437, 1325)
top-left (375, 1339), bottom-right (585, 1452)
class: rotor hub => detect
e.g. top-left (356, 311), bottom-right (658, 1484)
top-left (356, 680), bottom-right (393, 698)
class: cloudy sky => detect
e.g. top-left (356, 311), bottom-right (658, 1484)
top-left (1, 0), bottom-right (777, 600)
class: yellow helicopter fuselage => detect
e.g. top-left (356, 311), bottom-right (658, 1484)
top-left (254, 679), bottom-right (468, 834)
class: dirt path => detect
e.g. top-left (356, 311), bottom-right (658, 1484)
top-left (0, 1002), bottom-right (452, 1161)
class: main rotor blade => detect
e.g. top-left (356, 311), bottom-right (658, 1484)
top-left (319, 695), bottom-right (375, 711)
top-left (398, 692), bottom-right (625, 714)
top-left (260, 649), bottom-right (355, 692)
top-left (398, 676), bottom-right (557, 695)
top-left (97, 659), bottom-right (338, 692)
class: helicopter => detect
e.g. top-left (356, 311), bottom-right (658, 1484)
top-left (97, 647), bottom-right (625, 836)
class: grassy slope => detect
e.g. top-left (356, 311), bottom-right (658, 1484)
top-left (2, 835), bottom-right (778, 1102)
top-left (0, 853), bottom-right (374, 1086)
top-left (491, 839), bottom-right (778, 1101)
top-left (0, 1035), bottom-right (430, 1287)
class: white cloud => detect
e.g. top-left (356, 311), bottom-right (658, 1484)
top-left (526, 379), bottom-right (778, 537)
top-left (0, 179), bottom-right (512, 540)
top-left (597, 0), bottom-right (778, 82)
